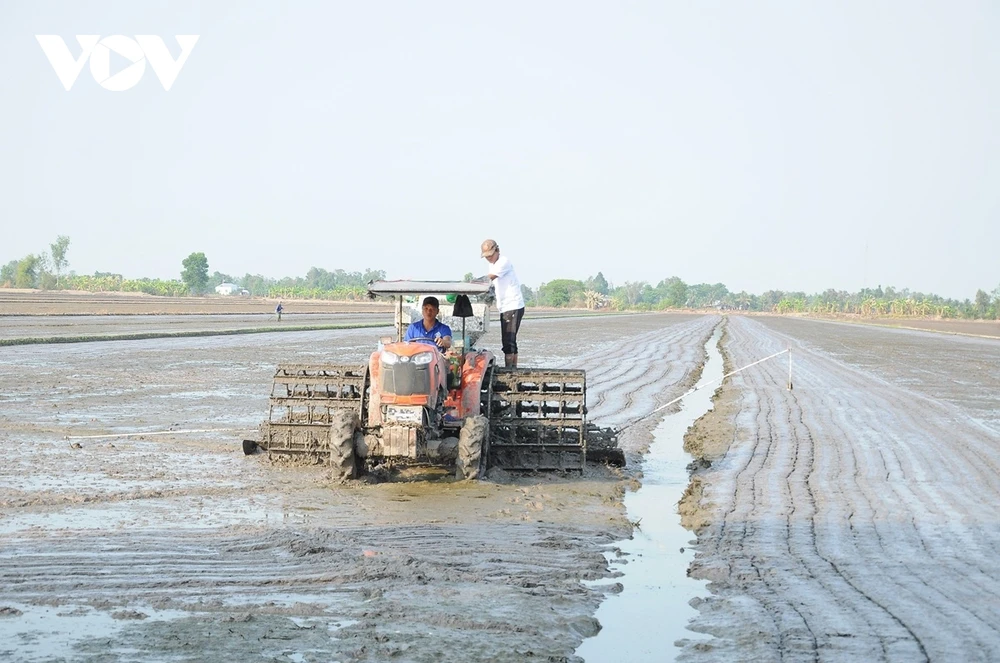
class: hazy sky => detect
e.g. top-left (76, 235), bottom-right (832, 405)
top-left (2, 1), bottom-right (997, 299)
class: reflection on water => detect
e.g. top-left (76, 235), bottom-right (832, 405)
top-left (576, 327), bottom-right (723, 662)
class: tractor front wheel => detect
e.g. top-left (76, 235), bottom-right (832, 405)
top-left (456, 415), bottom-right (489, 480)
top-left (329, 410), bottom-right (359, 480)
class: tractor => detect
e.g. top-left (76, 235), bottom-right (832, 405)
top-left (244, 280), bottom-right (622, 479)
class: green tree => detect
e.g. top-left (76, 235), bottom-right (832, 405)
top-left (0, 260), bottom-right (17, 286)
top-left (240, 273), bottom-right (275, 296)
top-left (653, 276), bottom-right (688, 308)
top-left (975, 289), bottom-right (991, 316)
top-left (50, 236), bottom-right (70, 286)
top-left (586, 272), bottom-right (609, 295)
top-left (361, 268), bottom-right (386, 284)
top-left (538, 279), bottom-right (584, 307)
top-left (520, 283), bottom-right (536, 306)
top-left (15, 255), bottom-right (40, 288)
top-left (463, 272), bottom-right (474, 283)
top-left (621, 281), bottom-right (646, 307)
top-left (181, 252), bottom-right (209, 294)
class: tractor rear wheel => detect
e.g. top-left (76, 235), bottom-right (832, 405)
top-left (456, 415), bottom-right (489, 480)
top-left (329, 410), bottom-right (359, 480)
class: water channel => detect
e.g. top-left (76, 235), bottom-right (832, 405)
top-left (576, 325), bottom-right (723, 662)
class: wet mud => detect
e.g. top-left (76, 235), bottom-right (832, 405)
top-left (0, 311), bottom-right (715, 662)
top-left (0, 313), bottom-right (391, 341)
top-left (677, 314), bottom-right (1000, 661)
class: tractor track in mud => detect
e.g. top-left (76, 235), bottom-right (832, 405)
top-left (679, 315), bottom-right (1000, 662)
top-left (0, 312), bottom-right (715, 662)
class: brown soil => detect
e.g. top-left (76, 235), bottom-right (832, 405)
top-left (0, 308), bottom-right (716, 662)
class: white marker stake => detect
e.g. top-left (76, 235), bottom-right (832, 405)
top-left (788, 346), bottom-right (793, 390)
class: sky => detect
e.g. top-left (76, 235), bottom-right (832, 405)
top-left (1, 1), bottom-right (997, 299)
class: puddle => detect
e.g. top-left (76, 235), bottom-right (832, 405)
top-left (0, 602), bottom-right (357, 661)
top-left (0, 494), bottom-right (279, 535)
top-left (576, 326), bottom-right (723, 662)
top-left (0, 603), bottom-right (188, 661)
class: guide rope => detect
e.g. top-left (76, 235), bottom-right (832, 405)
top-left (616, 348), bottom-right (790, 434)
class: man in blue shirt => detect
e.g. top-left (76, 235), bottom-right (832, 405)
top-left (404, 296), bottom-right (452, 351)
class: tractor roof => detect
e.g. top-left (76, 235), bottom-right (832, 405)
top-left (367, 280), bottom-right (491, 297)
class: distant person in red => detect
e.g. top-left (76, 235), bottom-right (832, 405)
top-left (481, 239), bottom-right (525, 368)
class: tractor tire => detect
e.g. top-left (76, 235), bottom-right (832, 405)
top-left (329, 410), bottom-right (359, 481)
top-left (456, 415), bottom-right (489, 480)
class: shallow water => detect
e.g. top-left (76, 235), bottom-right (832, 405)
top-left (0, 601), bottom-right (358, 662)
top-left (0, 604), bottom-right (189, 661)
top-left (576, 327), bottom-right (723, 662)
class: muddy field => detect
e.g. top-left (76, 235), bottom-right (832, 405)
top-left (0, 313), bottom-right (393, 341)
top-left (679, 315), bottom-right (1000, 661)
top-left (0, 310), bottom-right (715, 662)
top-left (793, 313), bottom-right (1000, 339)
top-left (0, 291), bottom-right (615, 342)
top-left (3, 304), bottom-right (999, 662)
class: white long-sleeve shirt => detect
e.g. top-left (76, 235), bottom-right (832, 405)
top-left (489, 255), bottom-right (525, 313)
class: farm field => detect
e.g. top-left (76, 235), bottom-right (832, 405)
top-left (2, 302), bottom-right (999, 662)
top-left (792, 313), bottom-right (1000, 339)
top-left (679, 315), bottom-right (1000, 661)
top-left (0, 291), bottom-right (622, 342)
top-left (0, 308), bottom-right (713, 662)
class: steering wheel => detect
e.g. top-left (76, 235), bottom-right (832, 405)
top-left (407, 335), bottom-right (441, 347)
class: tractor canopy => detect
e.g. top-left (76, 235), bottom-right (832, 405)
top-left (367, 279), bottom-right (492, 298)
top-left (368, 280), bottom-right (493, 346)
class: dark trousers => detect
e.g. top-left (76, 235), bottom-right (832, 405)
top-left (500, 308), bottom-right (524, 355)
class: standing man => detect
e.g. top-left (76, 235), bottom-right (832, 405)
top-left (481, 239), bottom-right (525, 368)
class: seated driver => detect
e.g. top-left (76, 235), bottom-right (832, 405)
top-left (404, 296), bottom-right (452, 351)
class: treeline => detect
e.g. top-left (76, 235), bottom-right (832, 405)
top-left (4, 239), bottom-right (998, 319)
top-left (4, 269), bottom-right (384, 301)
top-left (528, 274), bottom-right (1000, 320)
top-left (230, 267), bottom-right (386, 300)
top-left (1, 236), bottom-right (71, 290)
top-left (0, 238), bottom-right (386, 300)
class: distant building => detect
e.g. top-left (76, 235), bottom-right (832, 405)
top-left (215, 282), bottom-right (240, 296)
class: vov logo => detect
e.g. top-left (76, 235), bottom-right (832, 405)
top-left (36, 35), bottom-right (199, 91)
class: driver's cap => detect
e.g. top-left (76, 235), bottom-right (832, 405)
top-left (481, 239), bottom-right (498, 258)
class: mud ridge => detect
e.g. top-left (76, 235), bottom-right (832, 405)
top-left (678, 317), bottom-right (737, 534)
top-left (676, 315), bottom-right (1000, 662)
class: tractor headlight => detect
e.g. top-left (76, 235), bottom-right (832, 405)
top-left (412, 352), bottom-right (434, 365)
top-left (382, 351), bottom-right (399, 365)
